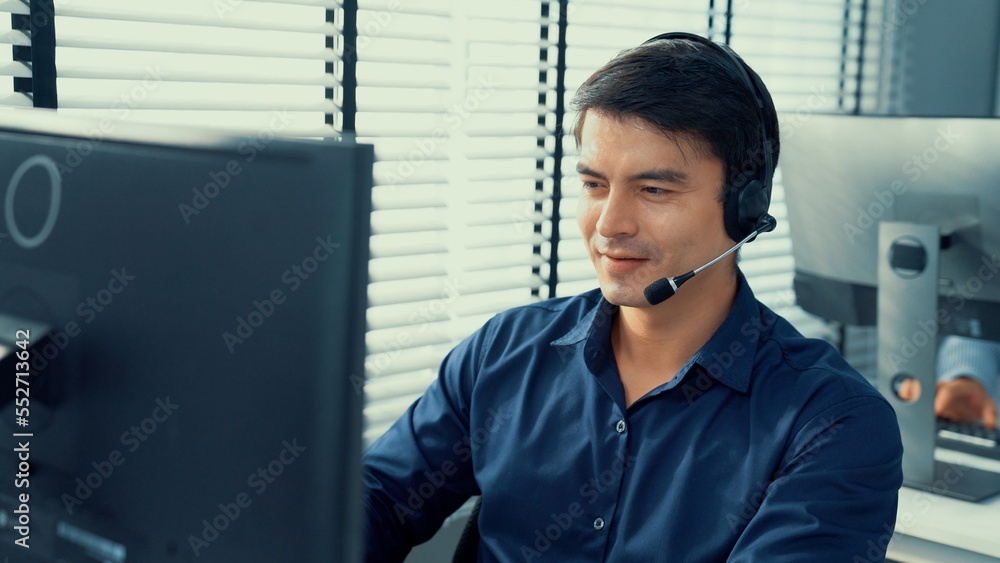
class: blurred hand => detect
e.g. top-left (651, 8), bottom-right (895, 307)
top-left (896, 378), bottom-right (921, 403)
top-left (935, 377), bottom-right (997, 430)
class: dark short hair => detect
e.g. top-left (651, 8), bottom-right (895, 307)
top-left (570, 38), bottom-right (780, 203)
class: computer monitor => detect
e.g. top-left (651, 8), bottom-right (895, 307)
top-left (781, 114), bottom-right (1000, 501)
top-left (781, 114), bottom-right (1000, 341)
top-left (0, 110), bottom-right (372, 561)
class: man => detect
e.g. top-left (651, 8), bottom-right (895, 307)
top-left (364, 34), bottom-right (903, 561)
top-left (896, 336), bottom-right (998, 428)
top-left (936, 335), bottom-right (999, 429)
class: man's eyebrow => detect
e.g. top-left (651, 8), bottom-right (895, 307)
top-left (576, 163), bottom-right (689, 185)
top-left (576, 163), bottom-right (605, 179)
top-left (628, 168), bottom-right (689, 184)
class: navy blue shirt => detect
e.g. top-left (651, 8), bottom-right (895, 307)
top-left (364, 274), bottom-right (903, 562)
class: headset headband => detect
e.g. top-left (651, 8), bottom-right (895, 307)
top-left (641, 32), bottom-right (777, 241)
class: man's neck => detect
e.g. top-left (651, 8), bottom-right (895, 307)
top-left (612, 268), bottom-right (740, 382)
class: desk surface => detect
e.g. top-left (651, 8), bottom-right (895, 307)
top-left (889, 449), bottom-right (1000, 562)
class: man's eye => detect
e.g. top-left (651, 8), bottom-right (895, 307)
top-left (582, 181), bottom-right (601, 189)
top-left (644, 187), bottom-right (667, 194)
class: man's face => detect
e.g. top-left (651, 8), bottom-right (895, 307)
top-left (576, 110), bottom-right (732, 307)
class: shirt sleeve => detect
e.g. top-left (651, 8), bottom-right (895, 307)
top-left (937, 335), bottom-right (1000, 397)
top-left (727, 395), bottom-right (904, 562)
top-left (361, 320), bottom-right (493, 563)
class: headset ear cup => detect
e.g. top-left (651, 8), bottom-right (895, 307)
top-left (723, 185), bottom-right (744, 242)
top-left (737, 180), bottom-right (770, 239)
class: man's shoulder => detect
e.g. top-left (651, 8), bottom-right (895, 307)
top-left (463, 289), bottom-right (606, 364)
top-left (751, 305), bottom-right (900, 456)
top-left (754, 304), bottom-right (886, 405)
top-left (488, 288), bottom-right (603, 332)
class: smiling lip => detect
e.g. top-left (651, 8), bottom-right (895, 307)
top-left (601, 254), bottom-right (648, 274)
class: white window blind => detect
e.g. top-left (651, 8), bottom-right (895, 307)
top-left (47, 0), bottom-right (339, 136)
top-left (358, 0), bottom-right (558, 445)
top-left (1, 0), bottom-right (37, 108)
top-left (727, 0), bottom-right (885, 338)
top-left (728, 0), bottom-right (884, 114)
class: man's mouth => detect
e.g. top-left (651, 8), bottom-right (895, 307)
top-left (602, 253), bottom-right (647, 261)
top-left (600, 254), bottom-right (649, 273)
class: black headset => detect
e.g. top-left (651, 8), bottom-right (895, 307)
top-left (642, 32), bottom-right (777, 243)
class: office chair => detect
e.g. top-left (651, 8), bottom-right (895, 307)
top-left (451, 496), bottom-right (483, 563)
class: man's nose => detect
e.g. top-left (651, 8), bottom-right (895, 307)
top-left (596, 187), bottom-right (638, 239)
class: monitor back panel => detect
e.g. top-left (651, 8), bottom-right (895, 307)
top-left (0, 117), bottom-right (371, 562)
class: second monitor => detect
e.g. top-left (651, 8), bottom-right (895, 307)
top-left (780, 114), bottom-right (1000, 341)
top-left (781, 114), bottom-right (1000, 501)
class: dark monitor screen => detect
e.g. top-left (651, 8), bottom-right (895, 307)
top-left (781, 114), bottom-right (1000, 340)
top-left (0, 110), bottom-right (371, 561)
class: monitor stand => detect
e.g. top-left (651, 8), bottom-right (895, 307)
top-left (878, 221), bottom-right (1000, 502)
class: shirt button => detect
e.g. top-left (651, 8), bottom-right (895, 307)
top-left (615, 419), bottom-right (626, 434)
top-left (593, 517), bottom-right (605, 531)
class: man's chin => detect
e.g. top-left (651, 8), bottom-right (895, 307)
top-left (598, 281), bottom-right (651, 308)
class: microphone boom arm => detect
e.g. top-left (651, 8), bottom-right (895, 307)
top-left (643, 216), bottom-right (775, 305)
top-left (691, 228), bottom-right (760, 276)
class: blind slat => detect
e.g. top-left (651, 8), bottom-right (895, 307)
top-left (0, 30), bottom-right (30, 47)
top-left (57, 97), bottom-right (338, 112)
top-left (0, 0), bottom-right (30, 15)
top-left (254, 0), bottom-right (336, 6)
top-left (57, 8), bottom-right (338, 34)
top-left (57, 67), bottom-right (337, 86)
top-left (0, 93), bottom-right (32, 107)
top-left (369, 273), bottom-right (545, 308)
top-left (56, 36), bottom-right (338, 62)
top-left (0, 62), bottom-right (31, 78)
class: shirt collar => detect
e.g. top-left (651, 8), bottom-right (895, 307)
top-left (550, 272), bottom-right (763, 393)
top-left (687, 271), bottom-right (762, 393)
top-left (550, 289), bottom-right (612, 347)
